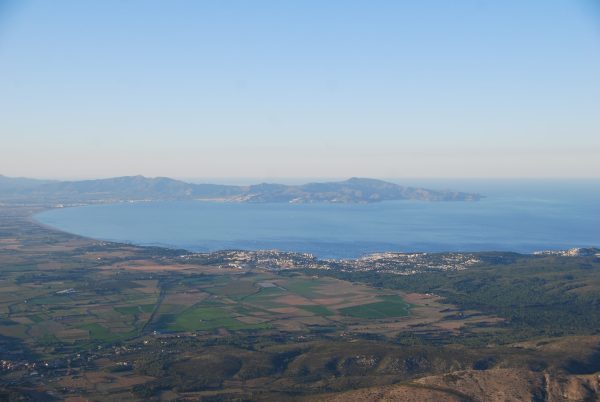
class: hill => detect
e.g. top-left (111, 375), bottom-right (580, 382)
top-left (242, 177), bottom-right (481, 203)
top-left (0, 175), bottom-right (55, 190)
top-left (0, 175), bottom-right (481, 204)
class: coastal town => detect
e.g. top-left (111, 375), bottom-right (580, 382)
top-left (175, 249), bottom-right (482, 275)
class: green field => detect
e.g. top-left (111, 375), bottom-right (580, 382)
top-left (167, 306), bottom-right (270, 331)
top-left (299, 305), bottom-right (334, 316)
top-left (115, 304), bottom-right (155, 315)
top-left (339, 295), bottom-right (411, 318)
top-left (79, 323), bottom-right (118, 342)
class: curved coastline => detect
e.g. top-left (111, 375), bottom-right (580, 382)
top-left (30, 198), bottom-right (600, 259)
top-left (30, 206), bottom-right (138, 247)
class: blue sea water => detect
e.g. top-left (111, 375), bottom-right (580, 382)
top-left (34, 180), bottom-right (600, 259)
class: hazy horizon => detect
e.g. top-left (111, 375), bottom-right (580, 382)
top-left (1, 0), bottom-right (599, 178)
top-left (3, 173), bottom-right (600, 184)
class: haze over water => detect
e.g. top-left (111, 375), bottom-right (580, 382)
top-left (36, 180), bottom-right (600, 259)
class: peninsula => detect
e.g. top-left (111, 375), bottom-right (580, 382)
top-left (0, 175), bottom-right (481, 204)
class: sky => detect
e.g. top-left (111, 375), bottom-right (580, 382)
top-left (0, 0), bottom-right (599, 180)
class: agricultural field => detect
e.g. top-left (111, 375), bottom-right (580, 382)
top-left (0, 208), bottom-right (424, 355)
top-left (2, 206), bottom-right (600, 401)
top-left (0, 257), bottom-right (418, 349)
top-left (148, 273), bottom-right (414, 334)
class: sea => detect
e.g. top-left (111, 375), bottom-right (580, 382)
top-left (34, 179), bottom-right (600, 259)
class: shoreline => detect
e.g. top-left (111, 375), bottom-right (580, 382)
top-left (26, 204), bottom-right (599, 262)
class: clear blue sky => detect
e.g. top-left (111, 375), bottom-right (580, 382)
top-left (1, 0), bottom-right (599, 179)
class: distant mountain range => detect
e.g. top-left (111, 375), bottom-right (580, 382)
top-left (0, 175), bottom-right (482, 204)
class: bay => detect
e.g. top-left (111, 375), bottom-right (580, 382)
top-left (34, 180), bottom-right (600, 259)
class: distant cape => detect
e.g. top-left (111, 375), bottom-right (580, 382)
top-left (0, 175), bottom-right (482, 204)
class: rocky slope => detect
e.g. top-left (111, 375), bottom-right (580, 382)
top-left (309, 369), bottom-right (600, 402)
